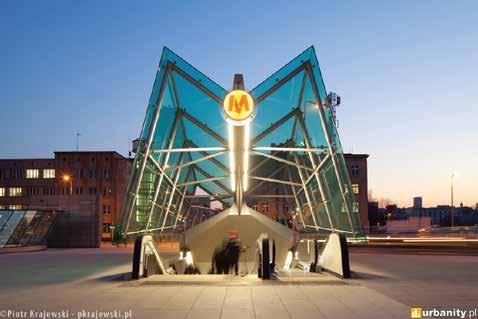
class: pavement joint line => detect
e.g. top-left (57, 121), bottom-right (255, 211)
top-left (301, 286), bottom-right (322, 317)
top-left (219, 286), bottom-right (227, 319)
top-left (185, 286), bottom-right (205, 318)
top-left (274, 283), bottom-right (293, 319)
top-left (298, 285), bottom-right (332, 319)
top-left (250, 286), bottom-right (257, 319)
top-left (324, 285), bottom-right (369, 319)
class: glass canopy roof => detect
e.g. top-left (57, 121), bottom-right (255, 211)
top-left (119, 46), bottom-right (365, 241)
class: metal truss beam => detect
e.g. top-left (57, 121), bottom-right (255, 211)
top-left (189, 205), bottom-right (218, 210)
top-left (251, 151), bottom-right (314, 172)
top-left (177, 175), bottom-right (228, 187)
top-left (169, 63), bottom-right (223, 104)
top-left (172, 174), bottom-right (192, 231)
top-left (186, 140), bottom-right (228, 173)
top-left (184, 194), bottom-right (233, 199)
top-left (295, 112), bottom-right (334, 231)
top-left (123, 64), bottom-right (172, 233)
top-left (248, 142), bottom-right (292, 174)
top-left (247, 195), bottom-right (295, 198)
top-left (245, 164), bottom-right (286, 196)
top-left (301, 154), bottom-right (330, 188)
top-left (251, 108), bottom-right (301, 145)
top-left (254, 62), bottom-right (307, 104)
top-left (253, 146), bottom-right (328, 153)
top-left (165, 151), bottom-right (225, 172)
top-left (151, 147), bottom-right (225, 154)
top-left (182, 110), bottom-right (227, 146)
top-left (194, 184), bottom-right (231, 207)
top-left (145, 110), bottom-right (182, 231)
top-left (192, 164), bottom-right (232, 195)
top-left (159, 153), bottom-right (185, 232)
top-left (250, 175), bottom-right (301, 187)
top-left (291, 153), bottom-right (320, 231)
top-left (305, 64), bottom-right (357, 237)
top-left (287, 168), bottom-right (306, 229)
top-left (147, 155), bottom-right (184, 197)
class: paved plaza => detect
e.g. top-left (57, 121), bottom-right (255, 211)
top-left (0, 247), bottom-right (477, 318)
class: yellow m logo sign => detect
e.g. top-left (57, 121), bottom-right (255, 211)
top-left (223, 90), bottom-right (254, 124)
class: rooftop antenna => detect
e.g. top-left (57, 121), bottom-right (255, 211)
top-left (325, 92), bottom-right (341, 128)
top-left (76, 132), bottom-right (81, 151)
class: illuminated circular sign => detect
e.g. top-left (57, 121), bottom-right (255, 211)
top-left (223, 90), bottom-right (254, 126)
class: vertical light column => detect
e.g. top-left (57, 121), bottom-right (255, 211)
top-left (243, 123), bottom-right (250, 191)
top-left (228, 124), bottom-right (236, 192)
top-left (223, 74), bottom-right (254, 215)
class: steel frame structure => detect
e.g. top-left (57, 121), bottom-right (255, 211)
top-left (119, 46), bottom-right (366, 241)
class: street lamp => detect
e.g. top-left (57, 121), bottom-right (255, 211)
top-left (62, 174), bottom-right (73, 195)
top-left (451, 173), bottom-right (455, 228)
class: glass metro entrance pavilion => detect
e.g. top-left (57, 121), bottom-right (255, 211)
top-left (119, 46), bottom-right (366, 278)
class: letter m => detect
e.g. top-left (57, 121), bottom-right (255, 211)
top-left (229, 94), bottom-right (249, 114)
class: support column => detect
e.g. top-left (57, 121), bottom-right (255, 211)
top-left (145, 110), bottom-right (182, 231)
top-left (287, 169), bottom-right (306, 229)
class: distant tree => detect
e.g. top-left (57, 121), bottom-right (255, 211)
top-left (368, 202), bottom-right (386, 227)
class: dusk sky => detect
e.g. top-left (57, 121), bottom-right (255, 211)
top-left (1, 1), bottom-right (477, 208)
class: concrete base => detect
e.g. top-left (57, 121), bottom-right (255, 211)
top-left (318, 233), bottom-right (350, 278)
top-left (0, 245), bottom-right (47, 254)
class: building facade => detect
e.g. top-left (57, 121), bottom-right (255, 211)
top-left (0, 158), bottom-right (56, 210)
top-left (344, 153), bottom-right (369, 231)
top-left (1, 150), bottom-right (369, 239)
top-left (0, 152), bottom-right (132, 243)
top-left (413, 196), bottom-right (423, 209)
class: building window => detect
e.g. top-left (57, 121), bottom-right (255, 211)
top-left (104, 168), bottom-right (110, 179)
top-left (10, 169), bottom-right (22, 179)
top-left (103, 223), bottom-right (112, 233)
top-left (351, 165), bottom-right (360, 177)
top-left (26, 187), bottom-right (40, 196)
top-left (103, 187), bottom-right (112, 196)
top-left (89, 187), bottom-right (97, 195)
top-left (89, 168), bottom-right (96, 179)
top-left (75, 187), bottom-right (83, 195)
top-left (43, 169), bottom-right (55, 179)
top-left (76, 168), bottom-right (83, 179)
top-left (26, 169), bottom-right (39, 179)
top-left (352, 184), bottom-right (360, 195)
top-left (103, 205), bottom-right (111, 215)
top-left (9, 187), bottom-right (22, 197)
top-left (9, 205), bottom-right (22, 210)
top-left (263, 202), bottom-right (269, 213)
top-left (43, 187), bottom-right (54, 196)
top-left (0, 188), bottom-right (4, 197)
top-left (352, 201), bottom-right (359, 212)
top-left (253, 204), bottom-right (258, 211)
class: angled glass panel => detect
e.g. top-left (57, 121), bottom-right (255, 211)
top-left (120, 47), bottom-right (230, 236)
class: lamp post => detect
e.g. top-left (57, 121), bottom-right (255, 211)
top-left (451, 173), bottom-right (455, 228)
top-left (62, 174), bottom-right (73, 195)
